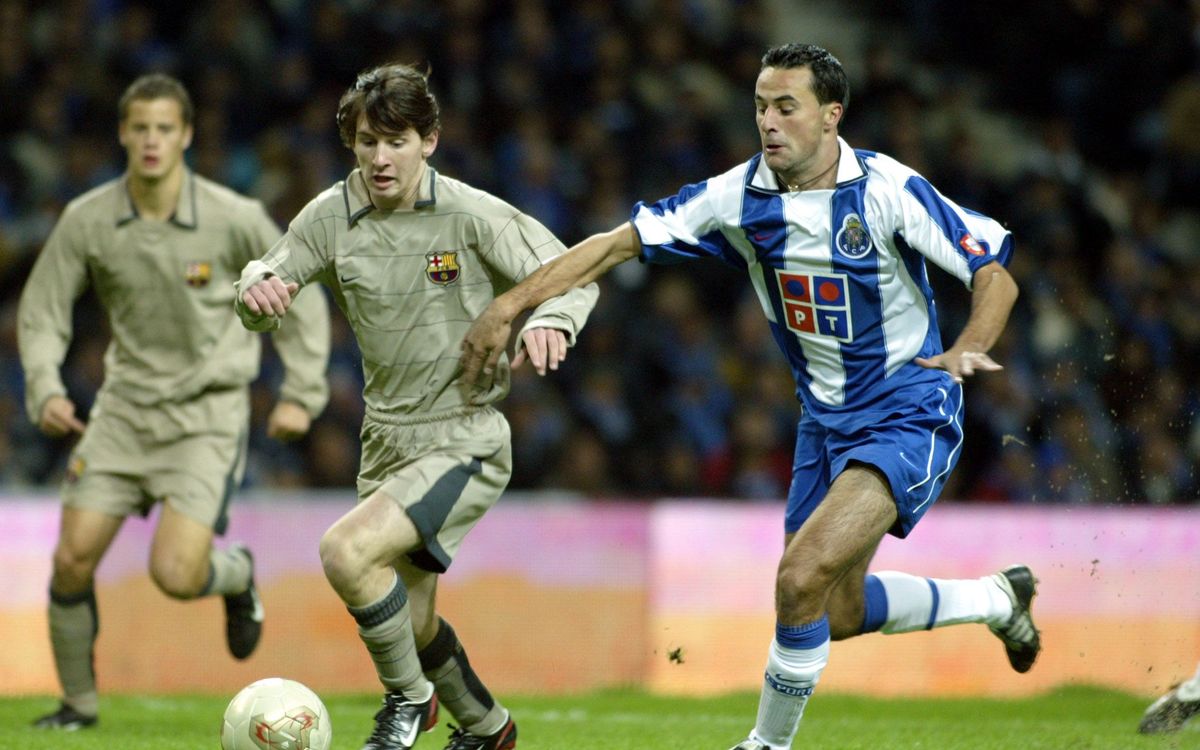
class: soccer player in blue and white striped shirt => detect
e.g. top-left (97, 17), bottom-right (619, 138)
top-left (462, 43), bottom-right (1039, 750)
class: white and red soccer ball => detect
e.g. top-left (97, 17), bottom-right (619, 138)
top-left (221, 677), bottom-right (332, 750)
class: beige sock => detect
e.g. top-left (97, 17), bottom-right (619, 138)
top-left (48, 588), bottom-right (99, 716)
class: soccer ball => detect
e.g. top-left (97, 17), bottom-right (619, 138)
top-left (220, 677), bottom-right (332, 750)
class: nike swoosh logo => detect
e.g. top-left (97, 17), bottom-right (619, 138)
top-left (340, 275), bottom-right (360, 284)
top-left (771, 672), bottom-right (803, 684)
top-left (753, 231), bottom-right (777, 241)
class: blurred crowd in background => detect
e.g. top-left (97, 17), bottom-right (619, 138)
top-left (0, 0), bottom-right (1198, 504)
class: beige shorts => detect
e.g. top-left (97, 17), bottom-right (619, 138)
top-left (358, 406), bottom-right (512, 573)
top-left (62, 388), bottom-right (249, 534)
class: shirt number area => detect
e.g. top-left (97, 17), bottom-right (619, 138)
top-left (775, 270), bottom-right (853, 342)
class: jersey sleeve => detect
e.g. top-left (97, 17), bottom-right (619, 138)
top-left (234, 199), bottom-right (332, 332)
top-left (888, 171), bottom-right (1013, 288)
top-left (237, 200), bottom-right (331, 416)
top-left (481, 211), bottom-right (598, 347)
top-left (630, 180), bottom-right (744, 268)
top-left (16, 209), bottom-right (90, 423)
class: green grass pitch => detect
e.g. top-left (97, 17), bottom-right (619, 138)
top-left (3, 686), bottom-right (1197, 749)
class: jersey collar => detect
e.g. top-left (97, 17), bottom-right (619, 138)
top-left (115, 169), bottom-right (199, 229)
top-left (748, 136), bottom-right (866, 194)
top-left (344, 166), bottom-right (439, 227)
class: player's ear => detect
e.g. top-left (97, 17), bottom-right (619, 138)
top-left (421, 129), bottom-right (439, 159)
top-left (181, 124), bottom-right (194, 151)
top-left (823, 102), bottom-right (843, 130)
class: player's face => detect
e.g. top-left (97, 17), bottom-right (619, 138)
top-left (755, 66), bottom-right (841, 186)
top-left (118, 98), bottom-right (193, 182)
top-left (353, 114), bottom-right (439, 210)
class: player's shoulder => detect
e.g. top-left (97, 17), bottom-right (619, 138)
top-left (708, 158), bottom-right (757, 195)
top-left (855, 147), bottom-right (919, 183)
top-left (297, 181), bottom-right (354, 230)
top-left (432, 172), bottom-right (514, 216)
top-left (59, 177), bottom-right (125, 222)
top-left (191, 172), bottom-right (269, 217)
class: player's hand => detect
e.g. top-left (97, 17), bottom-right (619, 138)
top-left (514, 327), bottom-right (568, 376)
top-left (460, 301), bottom-right (517, 387)
top-left (242, 277), bottom-right (299, 317)
top-left (915, 348), bottom-right (1002, 384)
top-left (39, 395), bottom-right (85, 437)
top-left (267, 400), bottom-right (311, 442)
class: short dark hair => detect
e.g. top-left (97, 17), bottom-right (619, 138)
top-left (760, 43), bottom-right (849, 111)
top-left (118, 73), bottom-right (194, 125)
top-left (336, 63), bottom-right (441, 148)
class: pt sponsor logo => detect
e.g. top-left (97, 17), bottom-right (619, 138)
top-left (775, 270), bottom-right (853, 342)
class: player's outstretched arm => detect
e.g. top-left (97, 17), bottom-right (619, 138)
top-left (916, 261), bottom-right (1019, 383)
top-left (460, 222), bottom-right (640, 384)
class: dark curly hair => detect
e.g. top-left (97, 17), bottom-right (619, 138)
top-left (335, 63), bottom-right (441, 148)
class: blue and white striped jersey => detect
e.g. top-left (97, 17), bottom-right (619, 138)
top-left (631, 137), bottom-right (1012, 433)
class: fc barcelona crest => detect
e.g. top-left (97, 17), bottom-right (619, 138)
top-left (425, 252), bottom-right (460, 285)
top-left (185, 261), bottom-right (212, 288)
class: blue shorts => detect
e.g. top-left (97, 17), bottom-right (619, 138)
top-left (784, 383), bottom-right (965, 538)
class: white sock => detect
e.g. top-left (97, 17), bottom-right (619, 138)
top-left (1178, 664), bottom-right (1200, 701)
top-left (749, 619), bottom-right (829, 749)
top-left (870, 571), bottom-right (1013, 634)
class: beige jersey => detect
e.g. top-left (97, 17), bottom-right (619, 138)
top-left (18, 170), bottom-right (330, 424)
top-left (236, 166), bottom-right (598, 416)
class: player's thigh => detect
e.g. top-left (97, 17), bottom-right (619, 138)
top-left (324, 490), bottom-right (425, 572)
top-left (359, 408), bottom-right (513, 575)
top-left (61, 411), bottom-right (154, 521)
top-left (149, 503), bottom-right (216, 597)
top-left (830, 386), bottom-right (964, 538)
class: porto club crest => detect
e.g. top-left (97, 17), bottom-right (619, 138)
top-left (835, 213), bottom-right (873, 259)
top-left (425, 251), bottom-right (460, 285)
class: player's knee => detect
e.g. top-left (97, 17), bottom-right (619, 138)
top-left (775, 558), bottom-right (836, 618)
top-left (319, 525), bottom-right (365, 594)
top-left (51, 543), bottom-right (100, 592)
top-left (150, 556), bottom-right (207, 599)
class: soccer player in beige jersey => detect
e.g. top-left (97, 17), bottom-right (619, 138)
top-left (236, 63), bottom-right (597, 750)
top-left (18, 74), bottom-right (331, 730)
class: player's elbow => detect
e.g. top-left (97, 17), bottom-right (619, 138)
top-left (975, 262), bottom-right (1018, 303)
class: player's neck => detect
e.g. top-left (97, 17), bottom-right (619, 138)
top-left (781, 143), bottom-right (840, 193)
top-left (127, 165), bottom-right (185, 221)
top-left (395, 162), bottom-right (427, 210)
